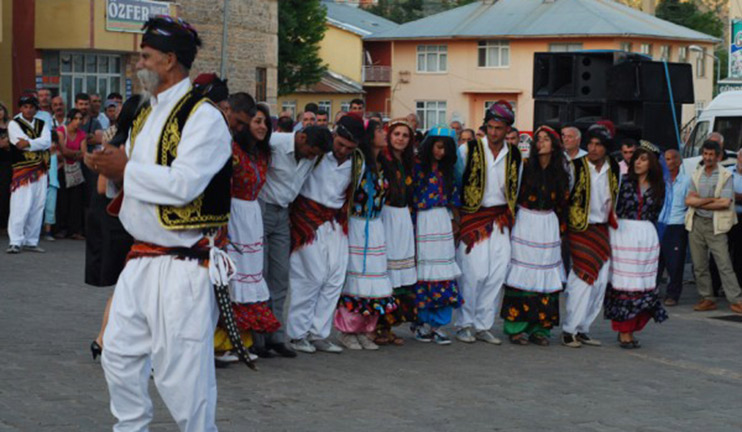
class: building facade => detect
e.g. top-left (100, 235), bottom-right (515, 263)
top-left (0, 0), bottom-right (277, 113)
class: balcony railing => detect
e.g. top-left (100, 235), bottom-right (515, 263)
top-left (363, 65), bottom-right (391, 83)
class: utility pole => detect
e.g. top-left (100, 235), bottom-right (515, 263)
top-left (220, 0), bottom-right (230, 78)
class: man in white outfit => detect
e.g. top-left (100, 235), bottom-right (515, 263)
top-left (6, 95), bottom-right (51, 254)
top-left (562, 122), bottom-right (620, 348)
top-left (87, 16), bottom-right (232, 431)
top-left (286, 114), bottom-right (363, 354)
top-left (455, 101), bottom-right (522, 345)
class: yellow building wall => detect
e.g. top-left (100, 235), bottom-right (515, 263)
top-left (319, 25), bottom-right (362, 83)
top-left (390, 37), bottom-right (714, 132)
top-left (0, 0), bottom-right (11, 104)
top-left (35, 0), bottom-right (174, 51)
top-left (278, 93), bottom-right (362, 121)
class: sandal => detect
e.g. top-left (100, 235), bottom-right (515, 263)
top-left (373, 331), bottom-right (391, 346)
top-left (390, 332), bottom-right (405, 346)
top-left (528, 334), bottom-right (550, 346)
top-left (617, 334), bottom-right (634, 349)
top-left (509, 333), bottom-right (530, 345)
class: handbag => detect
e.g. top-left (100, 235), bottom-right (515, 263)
top-left (61, 126), bottom-right (85, 188)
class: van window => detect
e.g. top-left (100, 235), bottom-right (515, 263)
top-left (685, 121), bottom-right (709, 157)
top-left (713, 116), bottom-right (742, 153)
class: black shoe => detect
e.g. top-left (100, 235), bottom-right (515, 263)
top-left (576, 332), bottom-right (602, 346)
top-left (561, 332), bottom-right (581, 348)
top-left (250, 346), bottom-right (275, 359)
top-left (91, 341), bottom-right (102, 361)
top-left (267, 343), bottom-right (297, 358)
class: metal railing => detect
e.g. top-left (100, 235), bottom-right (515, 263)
top-left (363, 65), bottom-right (391, 83)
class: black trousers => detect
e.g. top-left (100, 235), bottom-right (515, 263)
top-left (658, 224), bottom-right (688, 301)
top-left (56, 172), bottom-right (85, 236)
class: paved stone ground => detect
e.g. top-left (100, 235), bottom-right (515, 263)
top-left (1, 237), bottom-right (741, 431)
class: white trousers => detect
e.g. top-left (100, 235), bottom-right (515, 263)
top-left (8, 176), bottom-right (47, 247)
top-left (455, 227), bottom-right (511, 331)
top-left (287, 221), bottom-right (348, 340)
top-left (562, 260), bottom-right (611, 335)
top-left (102, 256), bottom-right (219, 432)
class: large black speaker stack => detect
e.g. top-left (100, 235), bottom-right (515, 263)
top-left (532, 52), bottom-right (694, 149)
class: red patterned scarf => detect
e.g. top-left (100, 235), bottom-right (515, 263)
top-left (290, 195), bottom-right (347, 253)
top-left (126, 229), bottom-right (227, 265)
top-left (457, 205), bottom-right (513, 254)
top-left (567, 223), bottom-right (610, 285)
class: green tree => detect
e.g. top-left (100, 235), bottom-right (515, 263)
top-left (278, 0), bottom-right (327, 96)
top-left (365, 0), bottom-right (424, 24)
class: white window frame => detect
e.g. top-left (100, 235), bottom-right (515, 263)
top-left (639, 43), bottom-right (653, 57)
top-left (478, 40), bottom-right (510, 68)
top-left (318, 100), bottom-right (332, 116)
top-left (59, 52), bottom-right (124, 110)
top-left (678, 46), bottom-right (688, 63)
top-left (620, 42), bottom-right (632, 52)
top-left (548, 43), bottom-right (583, 53)
top-left (340, 101), bottom-right (351, 113)
top-left (281, 100), bottom-right (297, 119)
top-left (416, 45), bottom-right (448, 74)
top-left (416, 100), bottom-right (447, 131)
top-left (659, 45), bottom-right (671, 61)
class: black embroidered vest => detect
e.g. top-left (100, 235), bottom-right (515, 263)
top-left (10, 118), bottom-right (50, 171)
top-left (129, 90), bottom-right (231, 230)
top-left (567, 156), bottom-right (620, 232)
top-left (461, 138), bottom-right (521, 214)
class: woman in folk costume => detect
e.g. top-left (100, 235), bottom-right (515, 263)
top-left (374, 118), bottom-right (418, 346)
top-left (334, 119), bottom-right (395, 351)
top-left (605, 141), bottom-right (667, 348)
top-left (501, 126), bottom-right (570, 346)
top-left (216, 92), bottom-right (280, 359)
top-left (411, 125), bottom-right (463, 345)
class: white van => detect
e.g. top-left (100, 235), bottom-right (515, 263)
top-left (682, 91), bottom-right (742, 173)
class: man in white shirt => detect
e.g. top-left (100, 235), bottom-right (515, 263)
top-left (6, 95), bottom-right (51, 253)
top-left (256, 126), bottom-right (333, 358)
top-left (286, 114), bottom-right (362, 354)
top-left (562, 122), bottom-right (620, 348)
top-left (561, 125), bottom-right (587, 161)
top-left (86, 16), bottom-right (233, 431)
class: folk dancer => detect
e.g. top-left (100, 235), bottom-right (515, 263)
top-left (334, 119), bottom-right (395, 350)
top-left (256, 125), bottom-right (333, 357)
top-left (501, 126), bottom-right (570, 346)
top-left (375, 118), bottom-right (419, 345)
top-left (91, 16), bottom-right (237, 431)
top-left (605, 141), bottom-right (668, 348)
top-left (561, 121), bottom-right (621, 348)
top-left (455, 100), bottom-right (522, 345)
top-left (286, 114), bottom-right (363, 354)
top-left (215, 93), bottom-right (281, 363)
top-left (411, 126), bottom-right (463, 345)
top-left (6, 94), bottom-right (51, 254)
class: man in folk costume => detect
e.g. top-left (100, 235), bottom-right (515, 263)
top-left (87, 16), bottom-right (241, 431)
top-left (6, 95), bottom-right (51, 254)
top-left (286, 114), bottom-right (363, 354)
top-left (455, 100), bottom-right (522, 345)
top-left (561, 121), bottom-right (621, 348)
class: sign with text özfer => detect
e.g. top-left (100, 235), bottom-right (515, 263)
top-left (106, 0), bottom-right (171, 33)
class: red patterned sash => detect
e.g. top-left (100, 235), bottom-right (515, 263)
top-left (11, 165), bottom-right (46, 192)
top-left (290, 195), bottom-right (347, 253)
top-left (567, 223), bottom-right (610, 285)
top-left (126, 229), bottom-right (227, 265)
top-left (457, 205), bottom-right (513, 254)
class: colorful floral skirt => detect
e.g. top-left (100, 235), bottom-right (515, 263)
top-left (500, 287), bottom-right (560, 329)
top-left (380, 286), bottom-right (418, 328)
top-left (603, 286), bottom-right (668, 324)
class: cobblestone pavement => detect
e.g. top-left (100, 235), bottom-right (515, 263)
top-left (1, 237), bottom-right (741, 432)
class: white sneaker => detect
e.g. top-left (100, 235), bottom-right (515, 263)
top-left (339, 333), bottom-right (362, 350)
top-left (290, 338), bottom-right (317, 354)
top-left (357, 333), bottom-right (379, 350)
top-left (214, 351), bottom-right (239, 363)
top-left (248, 352), bottom-right (259, 361)
top-left (312, 339), bottom-right (343, 354)
top-left (475, 330), bottom-right (502, 345)
top-left (456, 327), bottom-right (476, 343)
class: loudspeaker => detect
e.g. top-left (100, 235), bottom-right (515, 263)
top-left (533, 52), bottom-right (615, 100)
top-left (607, 60), bottom-right (694, 103)
top-left (534, 100), bottom-right (569, 128)
top-left (610, 101), bottom-right (683, 148)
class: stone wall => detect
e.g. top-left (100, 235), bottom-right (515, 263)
top-left (177, 0), bottom-right (279, 111)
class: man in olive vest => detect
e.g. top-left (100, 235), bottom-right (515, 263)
top-left (87, 16), bottom-right (233, 431)
top-left (6, 95), bottom-right (51, 254)
top-left (562, 122), bottom-right (620, 348)
top-left (455, 100), bottom-right (522, 345)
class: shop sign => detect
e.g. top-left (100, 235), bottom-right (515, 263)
top-left (106, 0), bottom-right (171, 33)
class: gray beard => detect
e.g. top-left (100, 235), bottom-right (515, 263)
top-left (137, 69), bottom-right (160, 102)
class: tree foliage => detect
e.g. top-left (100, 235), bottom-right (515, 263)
top-left (364, 0), bottom-right (425, 24)
top-left (278, 0), bottom-right (328, 96)
top-left (656, 0), bottom-right (723, 39)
